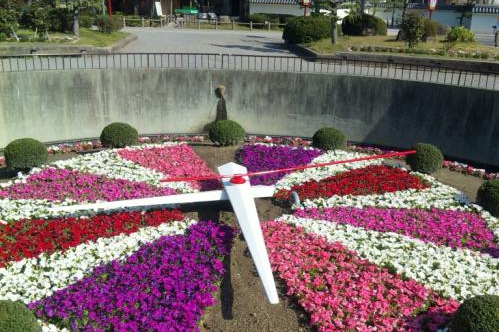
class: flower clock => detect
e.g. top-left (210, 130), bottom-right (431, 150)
top-left (0, 141), bottom-right (498, 332)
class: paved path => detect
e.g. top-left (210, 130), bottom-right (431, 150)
top-left (476, 33), bottom-right (497, 47)
top-left (119, 28), bottom-right (292, 55)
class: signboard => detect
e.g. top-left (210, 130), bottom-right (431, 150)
top-left (155, 1), bottom-right (163, 16)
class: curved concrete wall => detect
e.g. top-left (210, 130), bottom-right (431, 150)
top-left (0, 69), bottom-right (498, 166)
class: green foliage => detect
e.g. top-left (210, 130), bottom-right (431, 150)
top-left (447, 26), bottom-right (475, 43)
top-left (249, 13), bottom-right (292, 25)
top-left (0, 7), bottom-right (20, 36)
top-left (341, 14), bottom-right (387, 36)
top-left (94, 15), bottom-right (121, 33)
top-left (208, 120), bottom-right (245, 146)
top-left (0, 300), bottom-right (41, 332)
top-left (312, 127), bottom-right (346, 151)
top-left (4, 138), bottom-right (48, 171)
top-left (79, 15), bottom-right (94, 28)
top-left (477, 180), bottom-right (499, 217)
top-left (100, 122), bottom-right (138, 148)
top-left (283, 16), bottom-right (330, 44)
top-left (423, 20), bottom-right (449, 39)
top-left (249, 13), bottom-right (268, 25)
top-left (48, 8), bottom-right (73, 32)
top-left (401, 13), bottom-right (425, 48)
top-left (406, 143), bottom-right (443, 174)
top-left (423, 20), bottom-right (437, 38)
top-left (451, 295), bottom-right (499, 332)
top-left (0, 32), bottom-right (7, 41)
top-left (25, 4), bottom-right (51, 33)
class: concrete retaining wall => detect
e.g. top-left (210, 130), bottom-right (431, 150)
top-left (1, 68), bottom-right (498, 166)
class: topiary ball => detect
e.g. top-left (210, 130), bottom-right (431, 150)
top-left (209, 120), bottom-right (245, 146)
top-left (406, 143), bottom-right (443, 174)
top-left (312, 127), bottom-right (346, 151)
top-left (477, 180), bottom-right (499, 217)
top-left (451, 295), bottom-right (499, 332)
top-left (0, 300), bottom-right (41, 332)
top-left (100, 122), bottom-right (139, 148)
top-left (4, 138), bottom-right (48, 171)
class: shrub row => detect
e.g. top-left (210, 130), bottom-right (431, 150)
top-left (350, 45), bottom-right (495, 60)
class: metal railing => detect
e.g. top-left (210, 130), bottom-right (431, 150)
top-left (0, 53), bottom-right (497, 90)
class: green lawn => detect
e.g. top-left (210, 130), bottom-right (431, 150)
top-left (308, 35), bottom-right (498, 60)
top-left (2, 28), bottom-right (130, 47)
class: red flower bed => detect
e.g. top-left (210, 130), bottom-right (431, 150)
top-left (0, 209), bottom-right (184, 268)
top-left (275, 165), bottom-right (429, 201)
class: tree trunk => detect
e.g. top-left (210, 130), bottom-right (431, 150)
top-left (330, 15), bottom-right (338, 44)
top-left (397, 0), bottom-right (408, 41)
top-left (73, 8), bottom-right (80, 37)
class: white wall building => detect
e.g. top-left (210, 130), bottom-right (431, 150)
top-left (249, 0), bottom-right (309, 16)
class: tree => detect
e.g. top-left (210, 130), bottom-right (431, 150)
top-left (55, 0), bottom-right (101, 36)
top-left (26, 3), bottom-right (51, 39)
top-left (0, 0), bottom-right (23, 37)
top-left (457, 0), bottom-right (475, 26)
top-left (400, 13), bottom-right (425, 48)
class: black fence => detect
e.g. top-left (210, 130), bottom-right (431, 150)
top-left (0, 53), bottom-right (497, 90)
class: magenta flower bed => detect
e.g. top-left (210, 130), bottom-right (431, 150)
top-left (263, 221), bottom-right (460, 332)
top-left (29, 221), bottom-right (234, 332)
top-left (118, 145), bottom-right (220, 190)
top-left (0, 168), bottom-right (175, 202)
top-left (238, 144), bottom-right (322, 185)
top-left (294, 207), bottom-right (498, 256)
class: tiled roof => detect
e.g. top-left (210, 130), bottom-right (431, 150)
top-left (249, 0), bottom-right (300, 4)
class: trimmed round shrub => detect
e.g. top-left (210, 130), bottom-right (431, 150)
top-left (283, 16), bottom-right (330, 44)
top-left (342, 14), bottom-right (387, 36)
top-left (100, 122), bottom-right (138, 148)
top-left (406, 143), bottom-right (443, 174)
top-left (448, 26), bottom-right (475, 43)
top-left (0, 300), bottom-right (41, 332)
top-left (312, 127), bottom-right (346, 151)
top-left (4, 138), bottom-right (48, 171)
top-left (451, 295), bottom-right (499, 332)
top-left (477, 180), bottom-right (499, 217)
top-left (209, 120), bottom-right (245, 146)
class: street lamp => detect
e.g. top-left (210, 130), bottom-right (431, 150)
top-left (300, 0), bottom-right (312, 17)
top-left (428, 0), bottom-right (437, 20)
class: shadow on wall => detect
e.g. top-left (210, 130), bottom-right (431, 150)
top-left (204, 85), bottom-right (229, 133)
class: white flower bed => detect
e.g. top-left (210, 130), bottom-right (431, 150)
top-left (275, 150), bottom-right (382, 190)
top-left (281, 215), bottom-right (499, 302)
top-left (0, 219), bottom-right (195, 304)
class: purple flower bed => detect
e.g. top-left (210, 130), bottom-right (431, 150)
top-left (0, 168), bottom-right (176, 202)
top-left (29, 221), bottom-right (234, 332)
top-left (295, 207), bottom-right (498, 256)
top-left (238, 144), bottom-right (322, 185)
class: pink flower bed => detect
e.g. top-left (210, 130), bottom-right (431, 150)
top-left (0, 168), bottom-right (175, 202)
top-left (263, 221), bottom-right (460, 332)
top-left (118, 145), bottom-right (220, 190)
top-left (295, 207), bottom-right (498, 256)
